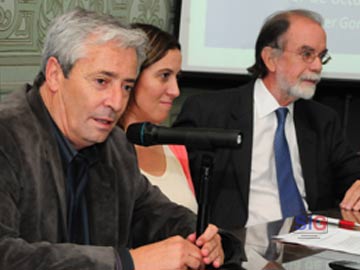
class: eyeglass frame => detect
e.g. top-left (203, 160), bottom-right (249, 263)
top-left (271, 45), bottom-right (332, 65)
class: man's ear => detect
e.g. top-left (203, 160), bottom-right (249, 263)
top-left (261, 46), bottom-right (278, 73)
top-left (45, 56), bottom-right (64, 92)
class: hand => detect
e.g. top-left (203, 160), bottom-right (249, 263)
top-left (340, 180), bottom-right (360, 210)
top-left (341, 208), bottom-right (360, 224)
top-left (129, 235), bottom-right (202, 270)
top-left (187, 224), bottom-right (224, 268)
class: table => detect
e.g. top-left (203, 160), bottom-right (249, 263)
top-left (222, 208), bottom-right (360, 270)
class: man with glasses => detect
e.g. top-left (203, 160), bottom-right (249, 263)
top-left (174, 9), bottom-right (360, 229)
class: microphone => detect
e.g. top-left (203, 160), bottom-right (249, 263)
top-left (126, 122), bottom-right (242, 150)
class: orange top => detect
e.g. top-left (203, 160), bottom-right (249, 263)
top-left (168, 145), bottom-right (195, 195)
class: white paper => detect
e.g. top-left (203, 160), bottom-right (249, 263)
top-left (274, 225), bottom-right (360, 256)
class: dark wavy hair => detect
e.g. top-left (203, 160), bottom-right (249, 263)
top-left (247, 9), bottom-right (323, 78)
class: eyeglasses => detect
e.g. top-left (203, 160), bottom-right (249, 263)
top-left (275, 47), bottom-right (332, 65)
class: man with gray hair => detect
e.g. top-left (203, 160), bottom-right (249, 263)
top-left (0, 8), bottom-right (228, 270)
top-left (175, 9), bottom-right (360, 229)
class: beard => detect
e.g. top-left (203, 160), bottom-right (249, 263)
top-left (277, 73), bottom-right (321, 100)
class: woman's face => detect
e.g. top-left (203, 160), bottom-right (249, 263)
top-left (130, 48), bottom-right (182, 124)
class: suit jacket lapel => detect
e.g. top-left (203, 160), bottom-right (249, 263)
top-left (294, 101), bottom-right (318, 209)
top-left (44, 143), bottom-right (68, 238)
top-left (225, 83), bottom-right (254, 207)
top-left (26, 85), bottom-right (68, 238)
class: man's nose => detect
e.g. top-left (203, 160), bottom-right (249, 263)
top-left (104, 85), bottom-right (124, 112)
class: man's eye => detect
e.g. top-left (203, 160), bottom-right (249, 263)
top-left (123, 85), bottom-right (134, 92)
top-left (302, 51), bottom-right (314, 59)
top-left (96, 78), bottom-right (107, 85)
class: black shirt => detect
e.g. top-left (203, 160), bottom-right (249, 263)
top-left (48, 115), bottom-right (99, 244)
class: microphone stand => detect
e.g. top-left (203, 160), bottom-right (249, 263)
top-left (196, 151), bottom-right (214, 237)
top-left (196, 151), bottom-right (222, 270)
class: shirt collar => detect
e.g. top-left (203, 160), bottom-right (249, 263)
top-left (51, 119), bottom-right (78, 164)
top-left (254, 78), bottom-right (294, 118)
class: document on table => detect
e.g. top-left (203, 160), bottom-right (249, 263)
top-left (274, 225), bottom-right (360, 255)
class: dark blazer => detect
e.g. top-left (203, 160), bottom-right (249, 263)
top-left (174, 81), bottom-right (360, 229)
top-left (0, 84), bottom-right (197, 269)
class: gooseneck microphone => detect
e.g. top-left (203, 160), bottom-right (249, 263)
top-left (126, 122), bottom-right (242, 150)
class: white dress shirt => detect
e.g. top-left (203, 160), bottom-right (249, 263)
top-left (246, 79), bottom-right (308, 227)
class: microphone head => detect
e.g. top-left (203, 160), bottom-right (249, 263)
top-left (126, 122), bottom-right (152, 146)
top-left (126, 122), bottom-right (156, 146)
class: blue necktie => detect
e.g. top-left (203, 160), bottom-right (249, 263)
top-left (274, 108), bottom-right (305, 218)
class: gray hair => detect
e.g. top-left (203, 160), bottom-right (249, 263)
top-left (247, 9), bottom-right (323, 78)
top-left (41, 8), bottom-right (148, 78)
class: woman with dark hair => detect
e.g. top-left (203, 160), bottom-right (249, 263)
top-left (119, 23), bottom-right (197, 213)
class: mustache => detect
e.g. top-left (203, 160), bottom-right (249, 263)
top-left (300, 73), bottom-right (321, 83)
top-left (93, 108), bottom-right (118, 121)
